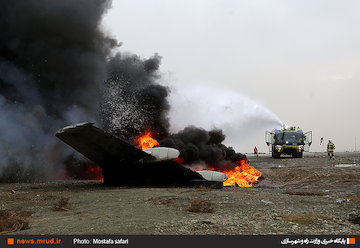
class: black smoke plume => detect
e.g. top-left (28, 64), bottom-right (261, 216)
top-left (101, 53), bottom-right (170, 141)
top-left (0, 0), bottom-right (170, 181)
top-left (0, 0), bottom-right (245, 182)
top-left (160, 126), bottom-right (246, 170)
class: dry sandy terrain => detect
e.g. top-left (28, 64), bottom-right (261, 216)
top-left (1, 152), bottom-right (359, 235)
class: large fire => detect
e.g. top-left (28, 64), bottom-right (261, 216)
top-left (137, 131), bottom-right (159, 150)
top-left (222, 159), bottom-right (262, 187)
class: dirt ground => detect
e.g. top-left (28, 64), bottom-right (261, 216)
top-left (1, 152), bottom-right (359, 235)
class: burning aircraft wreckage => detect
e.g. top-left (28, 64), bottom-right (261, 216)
top-left (0, 1), bottom-right (263, 187)
top-left (55, 123), bottom-right (262, 188)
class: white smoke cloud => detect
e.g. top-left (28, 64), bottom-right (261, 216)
top-left (168, 84), bottom-right (282, 151)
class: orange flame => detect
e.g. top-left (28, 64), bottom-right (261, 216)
top-left (137, 132), bottom-right (159, 150)
top-left (173, 157), bottom-right (185, 164)
top-left (87, 165), bottom-right (104, 181)
top-left (222, 159), bottom-right (262, 187)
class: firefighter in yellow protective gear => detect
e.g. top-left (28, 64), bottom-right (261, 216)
top-left (327, 139), bottom-right (335, 160)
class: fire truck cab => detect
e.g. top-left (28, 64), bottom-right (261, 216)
top-left (265, 126), bottom-right (312, 158)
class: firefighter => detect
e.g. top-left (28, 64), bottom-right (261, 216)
top-left (327, 139), bottom-right (335, 160)
top-left (254, 146), bottom-right (258, 157)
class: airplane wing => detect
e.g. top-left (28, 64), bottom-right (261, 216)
top-left (55, 122), bottom-right (206, 186)
top-left (55, 122), bottom-right (150, 166)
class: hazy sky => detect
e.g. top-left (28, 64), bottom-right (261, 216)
top-left (103, 0), bottom-right (360, 153)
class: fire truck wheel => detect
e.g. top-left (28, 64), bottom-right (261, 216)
top-left (293, 151), bottom-right (303, 158)
top-left (298, 151), bottom-right (303, 158)
top-left (272, 151), bottom-right (280, 158)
